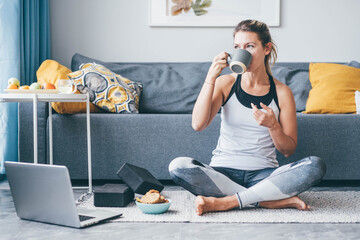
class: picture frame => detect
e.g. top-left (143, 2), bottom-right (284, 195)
top-left (149, 0), bottom-right (280, 27)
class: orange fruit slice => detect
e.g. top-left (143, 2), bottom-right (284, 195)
top-left (43, 82), bottom-right (56, 89)
top-left (19, 85), bottom-right (30, 90)
top-left (7, 84), bottom-right (18, 89)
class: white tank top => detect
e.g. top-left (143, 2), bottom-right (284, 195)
top-left (210, 74), bottom-right (280, 170)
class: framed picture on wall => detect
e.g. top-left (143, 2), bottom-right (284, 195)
top-left (149, 0), bottom-right (280, 27)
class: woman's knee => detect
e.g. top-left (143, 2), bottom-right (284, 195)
top-left (306, 156), bottom-right (327, 181)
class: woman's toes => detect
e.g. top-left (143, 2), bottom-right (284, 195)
top-left (293, 196), bottom-right (310, 211)
top-left (195, 196), bottom-right (206, 216)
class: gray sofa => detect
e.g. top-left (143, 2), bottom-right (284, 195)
top-left (18, 54), bottom-right (360, 181)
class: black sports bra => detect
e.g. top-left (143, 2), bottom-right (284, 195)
top-left (222, 74), bottom-right (280, 110)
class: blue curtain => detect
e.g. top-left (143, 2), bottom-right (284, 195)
top-left (21, 0), bottom-right (51, 85)
top-left (0, 0), bottom-right (20, 178)
top-left (0, 0), bottom-right (50, 178)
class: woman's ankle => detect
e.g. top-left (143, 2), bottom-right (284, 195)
top-left (215, 195), bottom-right (239, 211)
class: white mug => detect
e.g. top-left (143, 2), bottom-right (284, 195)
top-left (57, 79), bottom-right (77, 94)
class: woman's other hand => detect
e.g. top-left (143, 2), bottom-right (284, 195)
top-left (251, 102), bottom-right (278, 129)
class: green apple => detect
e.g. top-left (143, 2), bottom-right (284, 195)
top-left (29, 82), bottom-right (41, 90)
top-left (8, 77), bottom-right (20, 87)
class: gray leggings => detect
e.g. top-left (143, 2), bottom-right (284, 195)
top-left (168, 156), bottom-right (326, 209)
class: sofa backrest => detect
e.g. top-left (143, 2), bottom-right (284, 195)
top-left (71, 53), bottom-right (350, 114)
top-left (72, 53), bottom-right (214, 114)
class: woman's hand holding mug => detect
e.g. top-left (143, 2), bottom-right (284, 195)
top-left (206, 51), bottom-right (229, 82)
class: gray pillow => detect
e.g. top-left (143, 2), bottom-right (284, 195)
top-left (271, 66), bottom-right (311, 112)
top-left (348, 60), bottom-right (360, 68)
top-left (72, 53), bottom-right (211, 114)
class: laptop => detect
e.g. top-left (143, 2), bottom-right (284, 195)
top-left (5, 161), bottom-right (122, 228)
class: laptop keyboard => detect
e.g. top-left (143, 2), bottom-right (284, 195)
top-left (79, 215), bottom-right (95, 222)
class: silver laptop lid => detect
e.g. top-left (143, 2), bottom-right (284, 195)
top-left (5, 162), bottom-right (81, 228)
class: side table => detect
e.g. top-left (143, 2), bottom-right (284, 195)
top-left (0, 93), bottom-right (93, 193)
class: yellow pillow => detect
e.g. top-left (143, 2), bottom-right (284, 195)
top-left (36, 60), bottom-right (102, 114)
top-left (304, 63), bottom-right (360, 114)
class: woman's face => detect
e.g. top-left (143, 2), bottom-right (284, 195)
top-left (233, 31), bottom-right (271, 73)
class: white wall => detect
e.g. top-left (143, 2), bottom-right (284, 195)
top-left (50, 0), bottom-right (360, 68)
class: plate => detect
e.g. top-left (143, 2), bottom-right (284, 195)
top-left (4, 89), bottom-right (59, 94)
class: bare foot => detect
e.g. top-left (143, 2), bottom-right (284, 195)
top-left (195, 196), bottom-right (208, 216)
top-left (195, 195), bottom-right (239, 216)
top-left (259, 196), bottom-right (310, 211)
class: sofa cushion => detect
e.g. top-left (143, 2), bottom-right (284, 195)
top-left (68, 63), bottom-right (142, 113)
top-left (271, 66), bottom-right (311, 112)
top-left (277, 113), bottom-right (360, 180)
top-left (349, 60), bottom-right (360, 68)
top-left (50, 113), bottom-right (222, 180)
top-left (18, 102), bottom-right (48, 164)
top-left (36, 60), bottom-right (102, 114)
top-left (71, 53), bottom-right (211, 114)
top-left (304, 63), bottom-right (360, 114)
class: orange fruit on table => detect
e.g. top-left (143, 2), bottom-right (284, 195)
top-left (19, 85), bottom-right (30, 90)
top-left (7, 84), bottom-right (18, 89)
top-left (43, 82), bottom-right (56, 89)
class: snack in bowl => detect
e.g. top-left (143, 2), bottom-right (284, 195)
top-left (136, 189), bottom-right (168, 204)
top-left (135, 190), bottom-right (171, 214)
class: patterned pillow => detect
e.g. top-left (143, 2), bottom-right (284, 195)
top-left (68, 63), bottom-right (142, 113)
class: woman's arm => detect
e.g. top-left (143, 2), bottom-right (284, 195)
top-left (251, 83), bottom-right (297, 157)
top-left (192, 52), bottom-right (229, 131)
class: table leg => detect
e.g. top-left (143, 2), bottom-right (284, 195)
top-left (49, 103), bottom-right (53, 165)
top-left (86, 94), bottom-right (92, 193)
top-left (33, 94), bottom-right (38, 164)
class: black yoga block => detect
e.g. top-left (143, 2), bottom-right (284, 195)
top-left (94, 184), bottom-right (134, 207)
top-left (116, 163), bottom-right (164, 194)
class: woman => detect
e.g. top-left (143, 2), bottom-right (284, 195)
top-left (168, 20), bottom-right (326, 216)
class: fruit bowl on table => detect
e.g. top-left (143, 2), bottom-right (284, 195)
top-left (135, 199), bottom-right (172, 214)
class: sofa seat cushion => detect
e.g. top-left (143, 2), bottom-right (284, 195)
top-left (277, 113), bottom-right (360, 180)
top-left (50, 112), bottom-right (360, 181)
top-left (50, 113), bottom-right (221, 180)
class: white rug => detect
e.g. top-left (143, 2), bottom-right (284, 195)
top-left (78, 191), bottom-right (360, 223)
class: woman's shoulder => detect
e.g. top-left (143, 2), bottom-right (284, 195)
top-left (273, 77), bottom-right (295, 110)
top-left (273, 77), bottom-right (293, 98)
top-left (216, 73), bottom-right (237, 88)
top-left (214, 73), bottom-right (237, 104)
